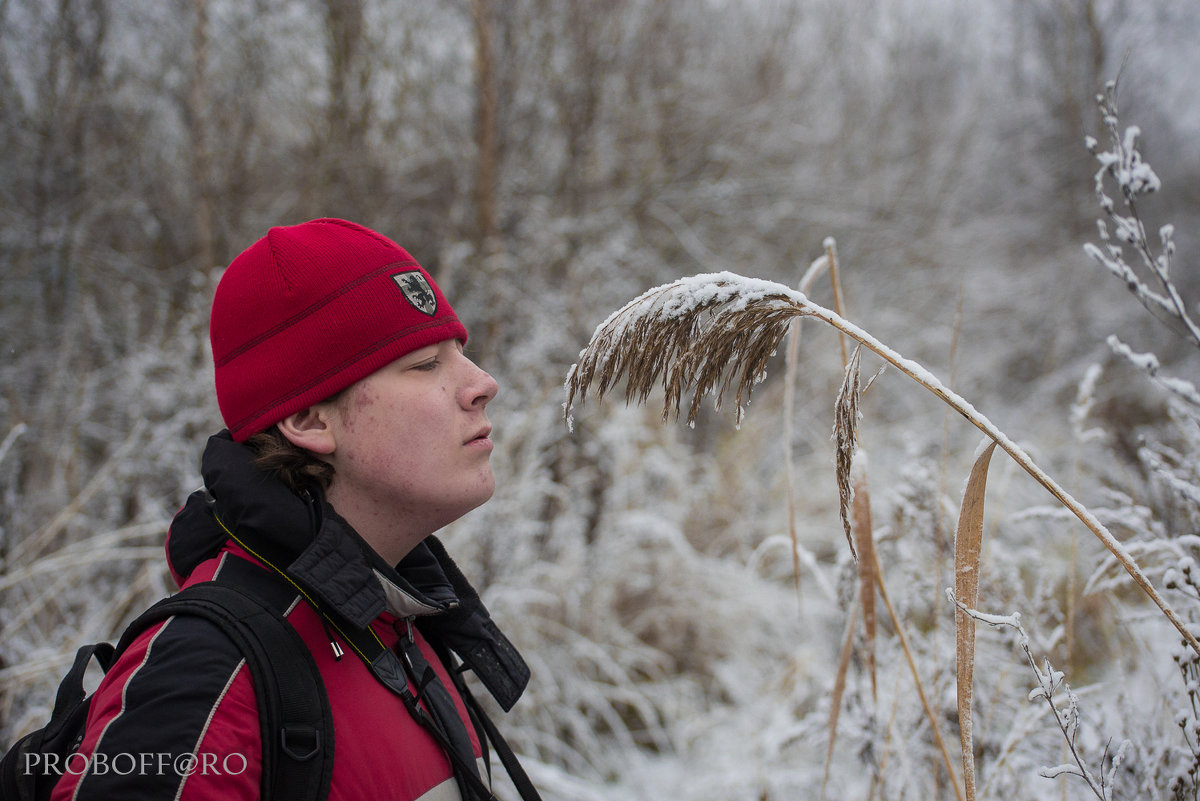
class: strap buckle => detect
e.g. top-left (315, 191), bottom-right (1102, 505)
top-left (280, 726), bottom-right (321, 762)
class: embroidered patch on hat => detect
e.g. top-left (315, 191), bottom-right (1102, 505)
top-left (392, 270), bottom-right (438, 316)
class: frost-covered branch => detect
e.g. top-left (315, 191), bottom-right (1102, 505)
top-left (949, 596), bottom-right (1130, 801)
top-left (1083, 78), bottom-right (1200, 569)
top-left (1106, 336), bottom-right (1200, 409)
top-left (1084, 80), bottom-right (1200, 349)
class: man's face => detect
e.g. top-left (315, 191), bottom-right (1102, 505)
top-left (321, 339), bottom-right (499, 548)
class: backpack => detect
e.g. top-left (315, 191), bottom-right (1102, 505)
top-left (0, 560), bottom-right (334, 801)
top-left (2, 558), bottom-right (543, 801)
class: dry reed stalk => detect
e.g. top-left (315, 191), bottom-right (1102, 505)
top-left (7, 420), bottom-right (148, 565)
top-left (783, 254), bottom-right (831, 606)
top-left (0, 521), bottom-right (164, 595)
top-left (824, 239), bottom-right (850, 378)
top-left (820, 598), bottom-right (860, 801)
top-left (563, 271), bottom-right (1200, 656)
top-left (1, 570), bottom-right (76, 643)
top-left (825, 238), bottom-right (849, 369)
top-left (872, 673), bottom-right (907, 801)
top-left (833, 249), bottom-right (888, 784)
top-left (954, 441), bottom-right (997, 801)
top-left (870, 544), bottom-right (965, 801)
top-left (0, 546), bottom-right (163, 593)
top-left (0, 423), bottom-right (27, 468)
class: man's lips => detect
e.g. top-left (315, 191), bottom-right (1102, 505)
top-left (466, 425), bottom-right (492, 445)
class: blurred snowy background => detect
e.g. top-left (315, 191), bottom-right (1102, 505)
top-left (2, 1), bottom-right (1199, 799)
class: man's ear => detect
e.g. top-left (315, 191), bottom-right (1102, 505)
top-left (276, 406), bottom-right (338, 455)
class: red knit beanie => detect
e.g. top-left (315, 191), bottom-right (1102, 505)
top-left (210, 218), bottom-right (468, 442)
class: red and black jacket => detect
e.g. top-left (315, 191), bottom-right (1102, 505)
top-left (52, 431), bottom-right (530, 801)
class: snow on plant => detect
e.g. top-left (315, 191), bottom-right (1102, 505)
top-left (1080, 85), bottom-right (1200, 610)
top-left (1081, 81), bottom-right (1200, 791)
top-left (559, 264), bottom-right (1200, 799)
top-left (1084, 82), bottom-right (1200, 355)
top-left (950, 595), bottom-right (1133, 801)
top-left (558, 75), bottom-right (1200, 799)
top-left (444, 389), bottom-right (807, 787)
top-left (1162, 561), bottom-right (1200, 801)
top-left (562, 269), bottom-right (1197, 658)
top-left (1083, 82), bottom-right (1200, 537)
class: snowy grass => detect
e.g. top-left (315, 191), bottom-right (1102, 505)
top-left (3, 55), bottom-right (1199, 801)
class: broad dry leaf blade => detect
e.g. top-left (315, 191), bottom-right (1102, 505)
top-left (955, 440), bottom-right (998, 801)
top-left (853, 470), bottom-right (878, 703)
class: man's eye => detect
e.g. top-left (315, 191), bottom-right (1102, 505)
top-left (413, 359), bottom-right (439, 371)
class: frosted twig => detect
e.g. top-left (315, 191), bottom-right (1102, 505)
top-left (1085, 80), bottom-right (1200, 348)
top-left (947, 592), bottom-right (1130, 801)
top-left (1107, 336), bottom-right (1200, 409)
top-left (1163, 564), bottom-right (1200, 799)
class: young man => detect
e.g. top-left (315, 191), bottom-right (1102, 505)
top-left (51, 219), bottom-right (534, 801)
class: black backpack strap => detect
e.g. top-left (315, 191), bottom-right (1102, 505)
top-left (441, 652), bottom-right (544, 801)
top-left (117, 558), bottom-right (334, 801)
top-left (330, 620), bottom-right (543, 801)
top-left (45, 643), bottom-right (115, 741)
top-left (216, 527), bottom-right (542, 801)
top-left (468, 693), bottom-right (542, 801)
top-left (0, 643), bottom-right (116, 801)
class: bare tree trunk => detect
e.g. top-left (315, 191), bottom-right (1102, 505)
top-left (315, 0), bottom-right (371, 218)
top-left (325, 0), bottom-right (367, 146)
top-left (1082, 0), bottom-right (1107, 133)
top-left (187, 0), bottom-right (214, 276)
top-left (473, 0), bottom-right (499, 254)
top-left (1021, 0), bottom-right (1110, 233)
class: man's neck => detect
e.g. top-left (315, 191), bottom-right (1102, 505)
top-left (323, 486), bottom-right (435, 566)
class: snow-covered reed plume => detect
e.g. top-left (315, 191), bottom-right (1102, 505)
top-left (563, 270), bottom-right (1199, 657)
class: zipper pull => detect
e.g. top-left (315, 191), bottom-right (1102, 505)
top-left (320, 615), bottom-right (344, 660)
